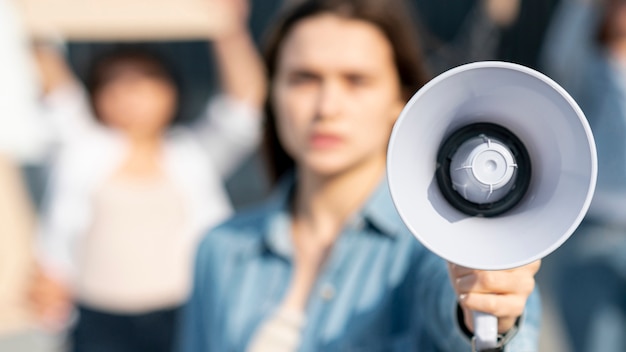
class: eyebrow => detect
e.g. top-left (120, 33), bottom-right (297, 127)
top-left (283, 65), bottom-right (377, 78)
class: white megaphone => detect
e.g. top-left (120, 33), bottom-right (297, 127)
top-left (387, 61), bottom-right (597, 351)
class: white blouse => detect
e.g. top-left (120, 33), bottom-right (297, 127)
top-left (76, 176), bottom-right (189, 312)
top-left (37, 85), bottom-right (262, 301)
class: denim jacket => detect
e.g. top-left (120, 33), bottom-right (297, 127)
top-left (179, 176), bottom-right (540, 351)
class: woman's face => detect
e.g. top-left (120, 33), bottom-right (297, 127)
top-left (95, 65), bottom-right (177, 139)
top-left (272, 14), bottom-right (405, 177)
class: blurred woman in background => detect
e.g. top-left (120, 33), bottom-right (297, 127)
top-left (0, 1), bottom-right (56, 351)
top-left (33, 1), bottom-right (267, 351)
top-left (179, 0), bottom-right (541, 351)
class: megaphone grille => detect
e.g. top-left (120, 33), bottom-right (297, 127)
top-left (387, 62), bottom-right (597, 270)
top-left (435, 122), bottom-right (531, 217)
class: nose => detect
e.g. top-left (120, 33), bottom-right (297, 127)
top-left (315, 80), bottom-right (343, 120)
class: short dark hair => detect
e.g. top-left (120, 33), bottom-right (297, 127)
top-left (261, 0), bottom-right (431, 183)
top-left (85, 45), bottom-right (182, 125)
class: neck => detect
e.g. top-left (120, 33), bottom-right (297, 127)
top-left (128, 133), bottom-right (162, 153)
top-left (281, 154), bottom-right (386, 313)
top-left (114, 133), bottom-right (164, 178)
top-left (292, 154), bottom-right (386, 245)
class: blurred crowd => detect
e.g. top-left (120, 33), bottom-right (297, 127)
top-left (1, 0), bottom-right (625, 351)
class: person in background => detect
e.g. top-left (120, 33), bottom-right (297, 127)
top-left (540, 0), bottom-right (626, 351)
top-left (423, 0), bottom-right (522, 74)
top-left (32, 0), bottom-right (267, 351)
top-left (179, 0), bottom-right (541, 351)
top-left (0, 1), bottom-right (59, 351)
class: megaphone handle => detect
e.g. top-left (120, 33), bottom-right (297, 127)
top-left (472, 311), bottom-right (498, 351)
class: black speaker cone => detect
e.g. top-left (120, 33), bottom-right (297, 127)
top-left (435, 123), bottom-right (531, 217)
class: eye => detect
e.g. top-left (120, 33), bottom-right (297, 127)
top-left (287, 71), bottom-right (319, 86)
top-left (345, 74), bottom-right (370, 87)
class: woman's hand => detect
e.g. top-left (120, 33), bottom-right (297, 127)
top-left (28, 263), bottom-right (73, 331)
top-left (448, 260), bottom-right (541, 334)
top-left (32, 43), bottom-right (75, 95)
top-left (212, 0), bottom-right (251, 39)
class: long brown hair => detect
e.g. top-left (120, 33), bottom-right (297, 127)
top-left (596, 0), bottom-right (626, 46)
top-left (262, 0), bottom-right (431, 183)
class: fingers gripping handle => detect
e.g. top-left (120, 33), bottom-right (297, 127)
top-left (472, 311), bottom-right (498, 351)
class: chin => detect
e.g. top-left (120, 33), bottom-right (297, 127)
top-left (302, 156), bottom-right (350, 177)
top-left (297, 148), bottom-right (386, 179)
top-left (301, 152), bottom-right (369, 179)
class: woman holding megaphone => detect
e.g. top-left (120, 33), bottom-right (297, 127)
top-left (179, 0), bottom-right (540, 351)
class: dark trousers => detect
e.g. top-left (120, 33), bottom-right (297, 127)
top-left (72, 304), bottom-right (180, 352)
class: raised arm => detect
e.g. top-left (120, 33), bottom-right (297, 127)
top-left (193, 0), bottom-right (266, 178)
top-left (33, 43), bottom-right (101, 146)
top-left (0, 0), bottom-right (50, 163)
top-left (213, 0), bottom-right (267, 108)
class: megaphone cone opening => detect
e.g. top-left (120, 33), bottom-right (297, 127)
top-left (435, 123), bottom-right (531, 217)
top-left (387, 61), bottom-right (597, 270)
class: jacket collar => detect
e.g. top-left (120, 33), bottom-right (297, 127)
top-left (261, 171), bottom-right (405, 259)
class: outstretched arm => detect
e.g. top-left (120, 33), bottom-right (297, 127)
top-left (448, 260), bottom-right (541, 351)
top-left (414, 250), bottom-right (540, 351)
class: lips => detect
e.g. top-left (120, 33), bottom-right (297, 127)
top-left (309, 132), bottom-right (344, 149)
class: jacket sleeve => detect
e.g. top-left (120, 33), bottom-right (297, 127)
top-left (503, 288), bottom-right (541, 351)
top-left (178, 233), bottom-right (216, 352)
top-left (413, 250), bottom-right (473, 351)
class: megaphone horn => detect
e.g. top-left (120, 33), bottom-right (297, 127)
top-left (387, 61), bottom-right (597, 351)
